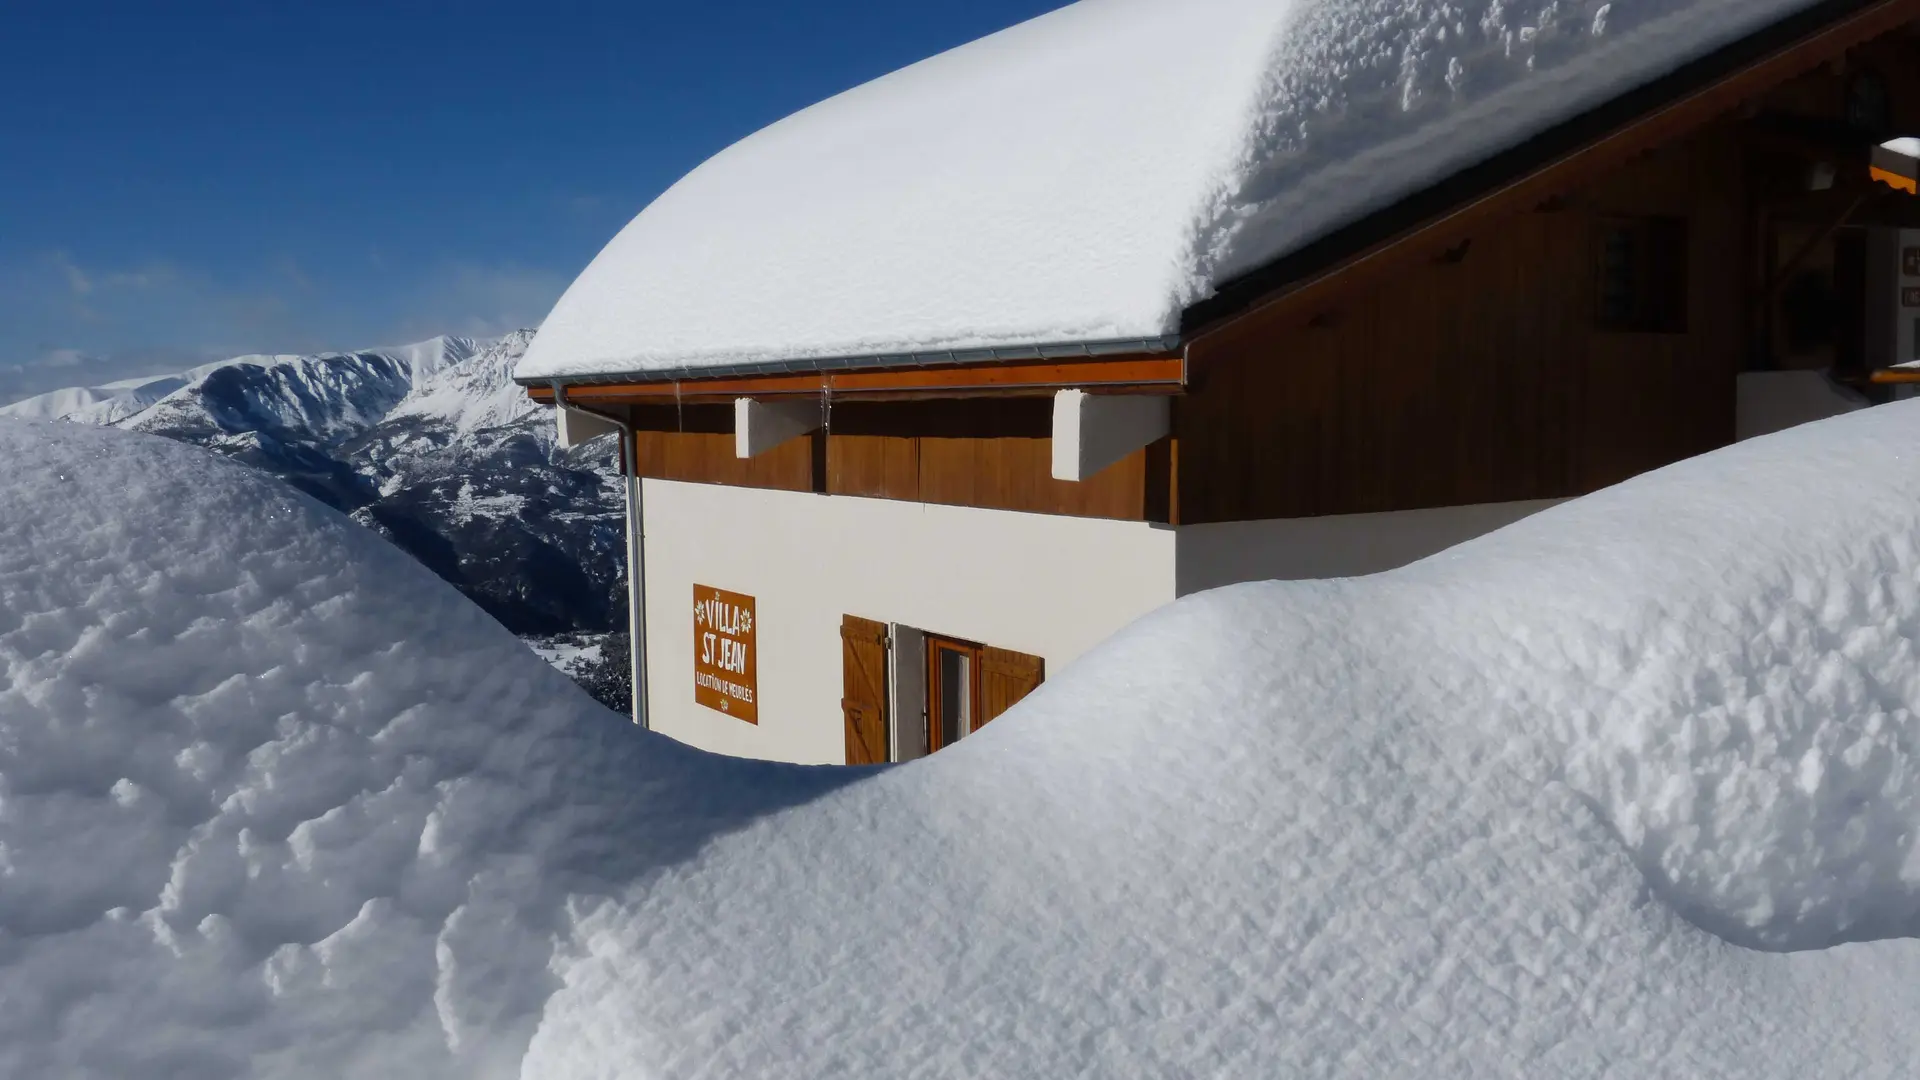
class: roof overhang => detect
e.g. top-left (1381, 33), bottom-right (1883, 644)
top-left (513, 335), bottom-right (1180, 390)
top-left (1872, 138), bottom-right (1920, 194)
top-left (525, 349), bottom-right (1186, 406)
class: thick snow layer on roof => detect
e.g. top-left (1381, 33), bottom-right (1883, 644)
top-left (519, 0), bottom-right (1822, 380)
top-left (10, 404), bottom-right (1920, 1075)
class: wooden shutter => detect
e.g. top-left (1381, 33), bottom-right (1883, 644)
top-left (977, 646), bottom-right (1044, 728)
top-left (841, 615), bottom-right (891, 765)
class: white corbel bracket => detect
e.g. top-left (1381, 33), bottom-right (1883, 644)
top-left (735, 397), bottom-right (822, 458)
top-left (555, 404), bottom-right (622, 449)
top-left (1050, 389), bottom-right (1169, 482)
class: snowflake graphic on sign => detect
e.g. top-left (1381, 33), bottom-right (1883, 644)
top-left (692, 584), bottom-right (758, 725)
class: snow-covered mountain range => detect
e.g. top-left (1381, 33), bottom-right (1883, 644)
top-left (0, 333), bottom-right (630, 705)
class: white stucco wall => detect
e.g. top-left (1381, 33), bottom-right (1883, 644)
top-left (639, 483), bottom-right (1580, 764)
top-left (1174, 499), bottom-right (1563, 596)
top-left (639, 480), bottom-right (1178, 765)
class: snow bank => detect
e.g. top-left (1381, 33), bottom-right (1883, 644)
top-left (10, 401), bottom-right (1920, 1077)
top-left (0, 419), bottom-right (846, 1078)
top-left (518, 0), bottom-right (1821, 380)
top-left (526, 402), bottom-right (1920, 1078)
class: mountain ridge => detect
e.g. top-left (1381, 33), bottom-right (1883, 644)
top-left (2, 332), bottom-right (630, 708)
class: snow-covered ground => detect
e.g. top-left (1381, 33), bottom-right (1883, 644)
top-left (6, 405), bottom-right (1920, 1077)
top-left (520, 0), bottom-right (1826, 379)
top-left (525, 631), bottom-right (610, 680)
top-left (0, 417), bottom-right (829, 1078)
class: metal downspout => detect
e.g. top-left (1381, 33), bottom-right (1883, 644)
top-left (620, 431), bottom-right (649, 730)
top-left (555, 382), bottom-right (649, 729)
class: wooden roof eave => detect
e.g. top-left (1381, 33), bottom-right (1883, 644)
top-left (1180, 0), bottom-right (1920, 360)
top-left (525, 351), bottom-right (1187, 407)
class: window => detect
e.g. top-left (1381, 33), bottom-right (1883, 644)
top-left (923, 633), bottom-right (1045, 756)
top-left (841, 620), bottom-right (1045, 763)
top-left (927, 637), bottom-right (978, 754)
top-left (1846, 68), bottom-right (1891, 135)
top-left (1595, 216), bottom-right (1689, 334)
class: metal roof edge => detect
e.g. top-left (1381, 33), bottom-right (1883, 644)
top-left (514, 334), bottom-right (1185, 388)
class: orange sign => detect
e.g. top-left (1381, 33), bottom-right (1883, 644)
top-left (693, 585), bottom-right (757, 723)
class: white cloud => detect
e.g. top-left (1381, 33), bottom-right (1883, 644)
top-left (0, 251), bottom-right (568, 406)
top-left (101, 263), bottom-right (181, 291)
top-left (51, 251), bottom-right (93, 296)
top-left (390, 260), bottom-right (566, 341)
top-left (0, 345), bottom-right (222, 406)
top-left (37, 348), bottom-right (91, 369)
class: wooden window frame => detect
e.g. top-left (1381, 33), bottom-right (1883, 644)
top-left (925, 634), bottom-right (984, 755)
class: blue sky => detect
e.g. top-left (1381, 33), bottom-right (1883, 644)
top-left (0, 0), bottom-right (1066, 403)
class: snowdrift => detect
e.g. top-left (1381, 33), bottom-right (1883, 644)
top-left (0, 419), bottom-right (847, 1078)
top-left (7, 405), bottom-right (1920, 1077)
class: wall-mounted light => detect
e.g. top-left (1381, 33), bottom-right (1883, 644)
top-left (1871, 138), bottom-right (1918, 195)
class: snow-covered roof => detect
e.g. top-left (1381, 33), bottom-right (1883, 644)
top-left (11, 399), bottom-right (1920, 1075)
top-left (518, 0), bottom-right (1830, 383)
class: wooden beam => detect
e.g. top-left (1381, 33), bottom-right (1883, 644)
top-left (1191, 0), bottom-right (1920, 358)
top-left (525, 354), bottom-right (1185, 405)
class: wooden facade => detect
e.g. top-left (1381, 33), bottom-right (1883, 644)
top-left (1176, 126), bottom-right (1750, 522)
top-left (544, 13), bottom-right (1920, 530)
top-left (620, 399), bottom-right (1166, 522)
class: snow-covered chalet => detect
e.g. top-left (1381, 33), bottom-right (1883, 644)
top-left (517, 0), bottom-right (1920, 765)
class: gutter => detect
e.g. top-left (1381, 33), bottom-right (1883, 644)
top-left (553, 382), bottom-right (650, 731)
top-left (514, 334), bottom-right (1183, 389)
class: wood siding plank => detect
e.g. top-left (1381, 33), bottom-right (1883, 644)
top-left (633, 429), bottom-right (813, 492)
